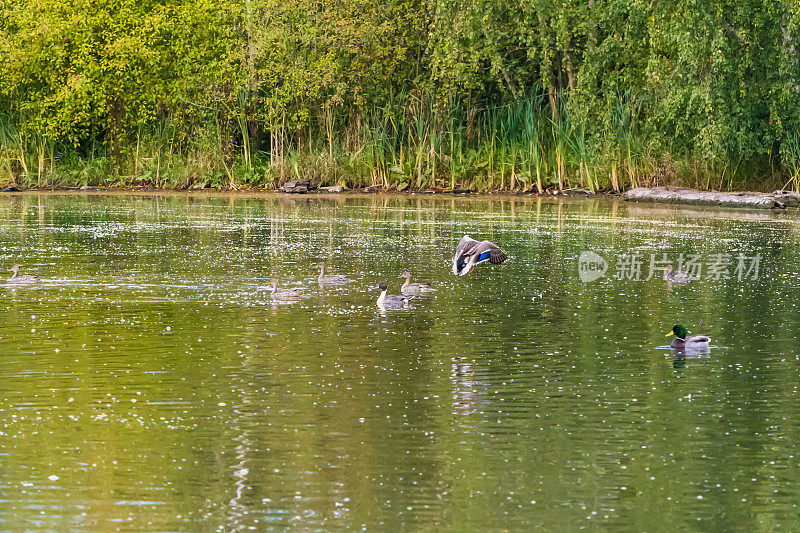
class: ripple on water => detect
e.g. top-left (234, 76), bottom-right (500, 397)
top-left (1, 195), bottom-right (800, 530)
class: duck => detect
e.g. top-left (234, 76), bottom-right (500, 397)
top-left (265, 278), bottom-right (304, 301)
top-left (452, 235), bottom-right (508, 276)
top-left (7, 264), bottom-right (39, 284)
top-left (664, 265), bottom-right (695, 284)
top-left (398, 271), bottom-right (435, 295)
top-left (315, 262), bottom-right (353, 286)
top-left (376, 282), bottom-right (411, 309)
top-left (666, 324), bottom-right (711, 351)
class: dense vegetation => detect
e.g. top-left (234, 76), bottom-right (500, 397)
top-left (1, 0), bottom-right (800, 191)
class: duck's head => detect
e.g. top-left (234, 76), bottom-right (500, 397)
top-left (666, 324), bottom-right (688, 339)
top-left (8, 264), bottom-right (19, 273)
top-left (315, 262), bottom-right (325, 270)
top-left (378, 282), bottom-right (388, 292)
top-left (268, 278), bottom-right (279, 290)
top-left (398, 271), bottom-right (411, 279)
top-left (664, 265), bottom-right (674, 274)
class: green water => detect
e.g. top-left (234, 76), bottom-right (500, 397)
top-left (1, 193), bottom-right (799, 530)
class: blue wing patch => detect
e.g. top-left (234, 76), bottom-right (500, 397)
top-left (478, 250), bottom-right (491, 261)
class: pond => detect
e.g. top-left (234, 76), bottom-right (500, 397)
top-left (1, 192), bottom-right (799, 530)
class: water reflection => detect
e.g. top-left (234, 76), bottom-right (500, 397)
top-left (1, 192), bottom-right (799, 530)
top-left (672, 352), bottom-right (712, 369)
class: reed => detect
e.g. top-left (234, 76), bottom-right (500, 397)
top-left (0, 113), bottom-right (21, 185)
top-left (0, 91), bottom-right (790, 192)
top-left (782, 133), bottom-right (800, 192)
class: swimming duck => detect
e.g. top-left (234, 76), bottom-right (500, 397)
top-left (452, 235), bottom-right (508, 276)
top-left (315, 262), bottom-right (353, 286)
top-left (666, 324), bottom-right (710, 351)
top-left (266, 278), bottom-right (304, 301)
top-left (399, 271), bottom-right (435, 295)
top-left (376, 282), bottom-right (411, 309)
top-left (7, 264), bottom-right (39, 284)
top-left (664, 265), bottom-right (695, 284)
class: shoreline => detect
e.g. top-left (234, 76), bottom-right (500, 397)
top-left (1, 184), bottom-right (798, 210)
top-left (0, 184), bottom-right (618, 199)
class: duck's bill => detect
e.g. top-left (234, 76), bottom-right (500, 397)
top-left (665, 331), bottom-right (675, 336)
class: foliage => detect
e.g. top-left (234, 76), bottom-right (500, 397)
top-left (0, 0), bottom-right (799, 190)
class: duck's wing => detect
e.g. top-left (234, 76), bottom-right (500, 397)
top-left (320, 274), bottom-right (352, 285)
top-left (476, 241), bottom-right (508, 265)
top-left (686, 335), bottom-right (710, 345)
top-left (669, 269), bottom-right (695, 283)
top-left (403, 283), bottom-right (435, 295)
top-left (383, 294), bottom-right (412, 307)
top-left (454, 236), bottom-right (479, 258)
top-left (11, 275), bottom-right (39, 284)
top-left (280, 290), bottom-right (304, 301)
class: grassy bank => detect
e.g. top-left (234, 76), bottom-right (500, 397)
top-left (0, 95), bottom-right (791, 194)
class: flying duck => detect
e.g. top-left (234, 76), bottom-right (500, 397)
top-left (452, 236), bottom-right (508, 276)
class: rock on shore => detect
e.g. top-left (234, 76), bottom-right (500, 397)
top-left (624, 187), bottom-right (800, 209)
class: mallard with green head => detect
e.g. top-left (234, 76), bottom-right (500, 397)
top-left (666, 324), bottom-right (710, 351)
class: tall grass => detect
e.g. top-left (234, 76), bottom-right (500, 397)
top-left (0, 92), bottom-right (791, 191)
top-left (781, 133), bottom-right (800, 192)
top-left (0, 112), bottom-right (22, 185)
top-left (0, 112), bottom-right (61, 187)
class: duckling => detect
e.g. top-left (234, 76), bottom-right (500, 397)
top-left (399, 271), bottom-right (435, 295)
top-left (452, 235), bottom-right (507, 276)
top-left (376, 282), bottom-right (411, 309)
top-left (666, 324), bottom-right (711, 351)
top-left (266, 278), bottom-right (304, 301)
top-left (664, 265), bottom-right (695, 284)
top-left (315, 262), bottom-right (353, 286)
top-left (7, 264), bottom-right (39, 284)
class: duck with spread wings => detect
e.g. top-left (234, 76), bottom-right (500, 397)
top-left (452, 236), bottom-right (508, 276)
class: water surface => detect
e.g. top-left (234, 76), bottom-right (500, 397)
top-left (1, 193), bottom-right (799, 530)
